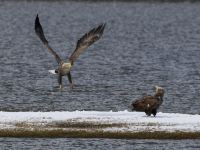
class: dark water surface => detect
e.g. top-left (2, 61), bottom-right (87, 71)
top-left (0, 1), bottom-right (200, 149)
top-left (1, 1), bottom-right (200, 114)
top-left (0, 138), bottom-right (200, 150)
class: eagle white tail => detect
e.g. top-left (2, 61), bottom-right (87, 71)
top-left (48, 70), bottom-right (57, 74)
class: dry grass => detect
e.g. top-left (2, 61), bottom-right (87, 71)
top-left (0, 129), bottom-right (200, 139)
top-left (3, 121), bottom-right (200, 139)
top-left (15, 121), bottom-right (125, 129)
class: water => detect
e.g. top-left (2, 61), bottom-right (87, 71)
top-left (0, 138), bottom-right (200, 150)
top-left (1, 1), bottom-right (200, 113)
top-left (0, 0), bottom-right (200, 149)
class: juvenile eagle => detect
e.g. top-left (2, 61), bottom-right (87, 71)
top-left (35, 14), bottom-right (105, 88)
top-left (132, 86), bottom-right (165, 116)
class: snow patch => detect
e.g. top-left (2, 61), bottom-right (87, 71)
top-left (0, 111), bottom-right (200, 132)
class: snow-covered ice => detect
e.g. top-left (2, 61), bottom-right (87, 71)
top-left (0, 111), bottom-right (200, 132)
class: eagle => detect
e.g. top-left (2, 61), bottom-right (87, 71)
top-left (35, 14), bottom-right (105, 88)
top-left (132, 86), bottom-right (165, 116)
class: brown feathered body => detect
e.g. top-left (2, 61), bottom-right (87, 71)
top-left (132, 86), bottom-right (165, 116)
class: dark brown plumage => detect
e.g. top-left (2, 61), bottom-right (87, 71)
top-left (35, 14), bottom-right (62, 64)
top-left (35, 14), bottom-right (106, 88)
top-left (132, 86), bottom-right (165, 116)
top-left (69, 23), bottom-right (106, 65)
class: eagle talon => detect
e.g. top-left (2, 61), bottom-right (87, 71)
top-left (70, 84), bottom-right (74, 89)
top-left (59, 84), bottom-right (63, 89)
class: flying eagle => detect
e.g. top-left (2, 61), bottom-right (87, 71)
top-left (35, 15), bottom-right (105, 88)
top-left (132, 86), bottom-right (165, 116)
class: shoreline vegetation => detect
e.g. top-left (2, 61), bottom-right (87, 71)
top-left (1, 121), bottom-right (200, 139)
top-left (1, 129), bottom-right (200, 139)
top-left (0, 111), bottom-right (200, 139)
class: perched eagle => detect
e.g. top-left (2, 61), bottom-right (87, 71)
top-left (35, 14), bottom-right (106, 88)
top-left (132, 86), bottom-right (165, 116)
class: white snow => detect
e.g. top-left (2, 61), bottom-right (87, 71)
top-left (0, 111), bottom-right (200, 132)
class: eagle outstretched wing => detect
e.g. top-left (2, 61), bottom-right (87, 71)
top-left (35, 14), bottom-right (62, 64)
top-left (69, 23), bottom-right (106, 65)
